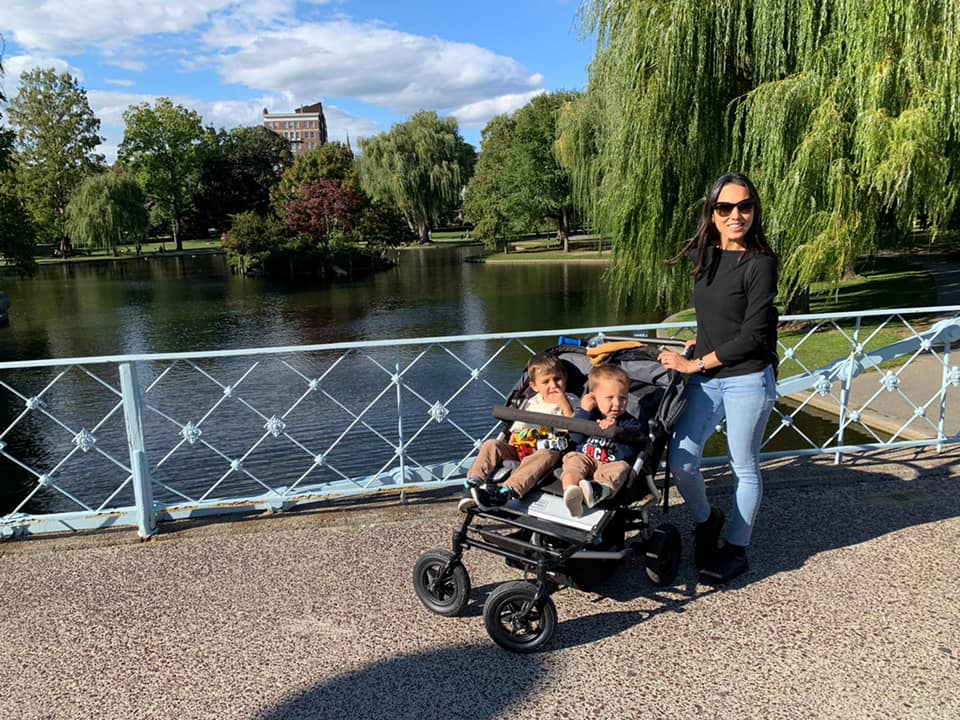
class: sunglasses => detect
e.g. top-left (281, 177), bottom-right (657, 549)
top-left (713, 198), bottom-right (757, 217)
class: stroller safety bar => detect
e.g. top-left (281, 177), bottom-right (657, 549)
top-left (491, 405), bottom-right (652, 443)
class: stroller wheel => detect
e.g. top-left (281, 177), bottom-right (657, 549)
top-left (483, 581), bottom-right (557, 653)
top-left (413, 549), bottom-right (471, 616)
top-left (644, 523), bottom-right (681, 586)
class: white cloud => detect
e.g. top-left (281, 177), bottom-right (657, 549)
top-left (211, 20), bottom-right (544, 117)
top-left (2, 54), bottom-right (82, 87)
top-left (105, 58), bottom-right (148, 73)
top-left (3, 3), bottom-right (548, 155)
top-left (86, 89), bottom-right (379, 163)
top-left (88, 89), bottom-right (158, 129)
top-left (451, 90), bottom-right (546, 128)
top-left (323, 105), bottom-right (383, 144)
top-left (105, 78), bottom-right (136, 87)
top-left (0, 0), bottom-right (241, 54)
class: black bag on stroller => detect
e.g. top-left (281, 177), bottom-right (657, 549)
top-left (413, 341), bottom-right (688, 653)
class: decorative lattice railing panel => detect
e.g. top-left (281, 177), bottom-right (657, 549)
top-left (2, 310), bottom-right (958, 538)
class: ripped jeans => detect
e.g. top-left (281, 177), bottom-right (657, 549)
top-left (668, 366), bottom-right (776, 547)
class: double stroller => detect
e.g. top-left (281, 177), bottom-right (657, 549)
top-left (413, 339), bottom-right (689, 652)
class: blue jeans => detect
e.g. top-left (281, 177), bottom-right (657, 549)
top-left (668, 366), bottom-right (776, 547)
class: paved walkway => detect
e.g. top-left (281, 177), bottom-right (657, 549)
top-left (1, 255), bottom-right (959, 720)
top-left (1, 447), bottom-right (958, 720)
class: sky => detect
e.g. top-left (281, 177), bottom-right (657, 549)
top-left (0, 0), bottom-right (596, 163)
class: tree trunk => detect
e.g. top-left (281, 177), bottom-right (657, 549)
top-left (785, 287), bottom-right (810, 314)
top-left (417, 222), bottom-right (430, 244)
top-left (172, 217), bottom-right (183, 252)
top-left (557, 208), bottom-right (570, 253)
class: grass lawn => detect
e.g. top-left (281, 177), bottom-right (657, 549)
top-left (473, 234), bottom-right (612, 261)
top-left (27, 238), bottom-right (224, 265)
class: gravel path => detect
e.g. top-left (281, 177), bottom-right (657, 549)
top-left (2, 447), bottom-right (958, 720)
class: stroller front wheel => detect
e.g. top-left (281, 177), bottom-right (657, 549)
top-left (413, 549), bottom-right (471, 616)
top-left (483, 581), bottom-right (557, 653)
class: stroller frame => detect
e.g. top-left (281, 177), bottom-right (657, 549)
top-left (413, 341), bottom-right (688, 653)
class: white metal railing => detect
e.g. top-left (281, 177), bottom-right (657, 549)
top-left (1, 307), bottom-right (958, 539)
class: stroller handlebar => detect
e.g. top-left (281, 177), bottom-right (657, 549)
top-left (491, 405), bottom-right (652, 443)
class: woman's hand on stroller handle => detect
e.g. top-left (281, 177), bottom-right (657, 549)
top-left (657, 349), bottom-right (699, 375)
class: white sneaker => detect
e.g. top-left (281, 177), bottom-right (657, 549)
top-left (563, 485), bottom-right (584, 517)
top-left (579, 480), bottom-right (610, 508)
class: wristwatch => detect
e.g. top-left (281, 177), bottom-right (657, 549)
top-left (696, 358), bottom-right (706, 372)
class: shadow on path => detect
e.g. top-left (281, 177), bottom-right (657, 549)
top-left (255, 644), bottom-right (548, 720)
top-left (729, 450), bottom-right (960, 584)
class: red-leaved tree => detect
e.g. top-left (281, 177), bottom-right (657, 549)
top-left (283, 179), bottom-right (363, 247)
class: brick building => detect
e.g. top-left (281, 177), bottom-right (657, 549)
top-left (262, 102), bottom-right (328, 157)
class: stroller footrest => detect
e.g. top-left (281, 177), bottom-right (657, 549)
top-left (478, 508), bottom-right (593, 545)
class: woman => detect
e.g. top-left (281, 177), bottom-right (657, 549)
top-left (657, 172), bottom-right (779, 584)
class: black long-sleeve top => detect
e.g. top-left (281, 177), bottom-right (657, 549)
top-left (693, 246), bottom-right (779, 378)
top-left (569, 407), bottom-right (646, 465)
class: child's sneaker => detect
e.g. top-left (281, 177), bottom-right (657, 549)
top-left (563, 485), bottom-right (584, 517)
top-left (458, 477), bottom-right (486, 512)
top-left (579, 480), bottom-right (611, 508)
top-left (471, 484), bottom-right (513, 510)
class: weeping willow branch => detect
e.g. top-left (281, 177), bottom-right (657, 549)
top-left (565, 0), bottom-right (960, 311)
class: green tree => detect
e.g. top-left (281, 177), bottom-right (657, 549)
top-left (221, 210), bottom-right (286, 275)
top-left (65, 172), bottom-right (149, 255)
top-left (566, 0), bottom-right (960, 311)
top-left (463, 114), bottom-right (521, 248)
top-left (510, 91), bottom-right (581, 250)
top-left (358, 111), bottom-right (472, 243)
top-left (353, 200), bottom-right (416, 248)
top-left (467, 92), bottom-right (581, 250)
top-left (6, 67), bottom-right (103, 250)
top-left (118, 97), bottom-right (211, 251)
top-left (0, 55), bottom-right (37, 272)
top-left (0, 129), bottom-right (38, 272)
top-left (272, 141), bottom-right (358, 210)
top-left (194, 125), bottom-right (293, 234)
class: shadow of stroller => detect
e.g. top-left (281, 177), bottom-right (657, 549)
top-left (255, 644), bottom-right (550, 720)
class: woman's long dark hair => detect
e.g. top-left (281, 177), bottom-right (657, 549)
top-left (668, 172), bottom-right (778, 277)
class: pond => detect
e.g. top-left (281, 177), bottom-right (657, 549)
top-left (0, 246), bottom-right (659, 361)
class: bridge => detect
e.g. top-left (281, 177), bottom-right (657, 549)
top-left (1, 307), bottom-right (959, 718)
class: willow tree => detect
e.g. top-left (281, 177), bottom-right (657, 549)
top-left (65, 172), bottom-right (149, 255)
top-left (357, 111), bottom-right (473, 243)
top-left (563, 0), bottom-right (960, 311)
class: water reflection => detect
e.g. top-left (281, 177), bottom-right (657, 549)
top-left (0, 246), bottom-right (655, 361)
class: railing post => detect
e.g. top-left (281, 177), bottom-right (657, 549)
top-left (119, 362), bottom-right (157, 537)
top-left (395, 348), bottom-right (408, 504)
top-left (937, 341), bottom-right (951, 453)
top-left (834, 318), bottom-right (861, 464)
